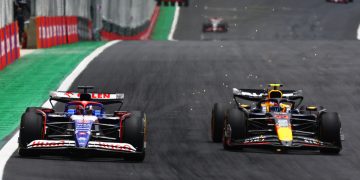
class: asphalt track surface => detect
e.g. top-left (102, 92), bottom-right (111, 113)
top-left (4, 1), bottom-right (360, 180)
top-left (175, 0), bottom-right (360, 40)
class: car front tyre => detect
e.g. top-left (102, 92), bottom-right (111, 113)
top-left (18, 109), bottom-right (44, 157)
top-left (319, 112), bottom-right (342, 154)
top-left (122, 111), bottom-right (146, 162)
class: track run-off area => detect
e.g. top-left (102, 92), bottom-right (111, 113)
top-left (1, 0), bottom-right (360, 180)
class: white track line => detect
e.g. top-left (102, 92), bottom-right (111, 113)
top-left (357, 24), bottom-right (360, 40)
top-left (0, 40), bottom-right (119, 180)
top-left (168, 5), bottom-right (180, 41)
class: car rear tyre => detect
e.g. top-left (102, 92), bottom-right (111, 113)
top-left (18, 110), bottom-right (44, 157)
top-left (211, 103), bottom-right (226, 142)
top-left (223, 109), bottom-right (247, 150)
top-left (122, 111), bottom-right (146, 162)
top-left (319, 112), bottom-right (342, 154)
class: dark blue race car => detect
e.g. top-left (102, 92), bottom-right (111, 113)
top-left (18, 86), bottom-right (147, 161)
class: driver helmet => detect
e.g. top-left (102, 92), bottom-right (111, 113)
top-left (261, 101), bottom-right (280, 112)
top-left (85, 105), bottom-right (93, 115)
top-left (75, 105), bottom-right (84, 115)
top-left (268, 102), bottom-right (281, 112)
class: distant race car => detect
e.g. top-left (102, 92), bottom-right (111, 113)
top-left (326, 0), bottom-right (353, 3)
top-left (211, 84), bottom-right (342, 154)
top-left (156, 0), bottom-right (189, 6)
top-left (203, 17), bottom-right (229, 33)
top-left (18, 86), bottom-right (147, 161)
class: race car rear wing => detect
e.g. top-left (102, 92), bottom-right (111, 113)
top-left (232, 88), bottom-right (303, 101)
top-left (50, 91), bottom-right (124, 105)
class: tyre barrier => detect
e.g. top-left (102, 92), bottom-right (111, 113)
top-left (36, 16), bottom-right (92, 48)
top-left (0, 21), bottom-right (20, 70)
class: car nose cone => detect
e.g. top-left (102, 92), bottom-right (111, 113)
top-left (281, 141), bottom-right (292, 147)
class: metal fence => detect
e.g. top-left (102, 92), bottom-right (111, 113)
top-left (31, 0), bottom-right (155, 36)
top-left (101, 0), bottom-right (156, 28)
top-left (33, 0), bottom-right (90, 19)
top-left (65, 0), bottom-right (90, 19)
top-left (0, 0), bottom-right (14, 28)
top-left (32, 0), bottom-right (155, 28)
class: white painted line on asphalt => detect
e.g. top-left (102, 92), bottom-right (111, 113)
top-left (0, 40), bottom-right (120, 180)
top-left (42, 40), bottom-right (120, 108)
top-left (357, 24), bottom-right (360, 40)
top-left (168, 5), bottom-right (180, 41)
top-left (0, 131), bottom-right (18, 180)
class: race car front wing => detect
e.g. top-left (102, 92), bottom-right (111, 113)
top-left (227, 135), bottom-right (340, 149)
top-left (26, 140), bottom-right (137, 152)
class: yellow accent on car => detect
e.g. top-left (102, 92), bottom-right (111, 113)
top-left (306, 106), bottom-right (317, 111)
top-left (277, 127), bottom-right (293, 141)
top-left (240, 104), bottom-right (250, 109)
top-left (269, 84), bottom-right (282, 87)
top-left (268, 90), bottom-right (283, 98)
top-left (268, 84), bottom-right (283, 90)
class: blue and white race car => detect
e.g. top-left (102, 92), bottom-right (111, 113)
top-left (18, 86), bottom-right (147, 161)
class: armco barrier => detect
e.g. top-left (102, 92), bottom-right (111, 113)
top-left (0, 21), bottom-right (20, 70)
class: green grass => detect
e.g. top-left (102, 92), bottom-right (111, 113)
top-left (0, 41), bottom-right (105, 142)
top-left (151, 7), bottom-right (176, 40)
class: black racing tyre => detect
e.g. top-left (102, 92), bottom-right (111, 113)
top-left (171, 1), bottom-right (176, 6)
top-left (184, 0), bottom-right (189, 6)
top-left (223, 109), bottom-right (247, 150)
top-left (19, 110), bottom-right (44, 157)
top-left (220, 25), bottom-right (228, 33)
top-left (319, 112), bottom-right (342, 154)
top-left (164, 1), bottom-right (169, 6)
top-left (202, 25), bottom-right (208, 33)
top-left (156, 0), bottom-right (161, 6)
top-left (123, 111), bottom-right (146, 162)
top-left (211, 103), bottom-right (226, 142)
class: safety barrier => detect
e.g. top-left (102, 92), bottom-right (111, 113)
top-left (0, 22), bottom-right (20, 70)
top-left (66, 16), bottom-right (79, 44)
top-left (78, 17), bottom-right (92, 41)
top-left (36, 16), bottom-right (65, 48)
top-left (35, 16), bottom-right (92, 48)
top-left (100, 6), bottom-right (160, 40)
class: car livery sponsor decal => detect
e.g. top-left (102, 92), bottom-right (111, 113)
top-left (72, 115), bottom-right (97, 148)
top-left (27, 140), bottom-right (136, 152)
top-left (244, 135), bottom-right (266, 143)
top-left (302, 137), bottom-right (321, 145)
top-left (51, 91), bottom-right (124, 100)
